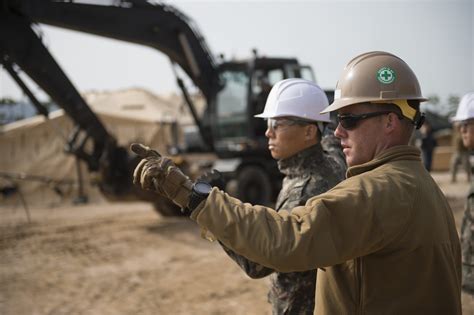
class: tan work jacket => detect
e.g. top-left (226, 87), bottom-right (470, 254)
top-left (191, 145), bottom-right (461, 314)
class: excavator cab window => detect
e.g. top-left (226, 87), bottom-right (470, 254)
top-left (251, 69), bottom-right (284, 95)
top-left (213, 61), bottom-right (313, 154)
top-left (285, 64), bottom-right (316, 82)
top-left (251, 69), bottom-right (282, 140)
top-left (215, 69), bottom-right (249, 140)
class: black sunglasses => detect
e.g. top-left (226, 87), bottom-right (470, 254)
top-left (337, 111), bottom-right (396, 130)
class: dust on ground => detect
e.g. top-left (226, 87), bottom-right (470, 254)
top-left (0, 171), bottom-right (473, 315)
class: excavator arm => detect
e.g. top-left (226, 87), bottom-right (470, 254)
top-left (0, 9), bottom-right (111, 171)
top-left (1, 0), bottom-right (220, 155)
top-left (4, 0), bottom-right (218, 102)
top-left (1, 0), bottom-right (220, 203)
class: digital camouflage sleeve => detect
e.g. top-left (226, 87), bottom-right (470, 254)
top-left (462, 178), bottom-right (474, 293)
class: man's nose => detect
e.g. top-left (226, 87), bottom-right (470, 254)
top-left (334, 123), bottom-right (346, 139)
top-left (265, 127), bottom-right (274, 138)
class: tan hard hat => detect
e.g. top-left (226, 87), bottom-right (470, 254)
top-left (321, 51), bottom-right (427, 120)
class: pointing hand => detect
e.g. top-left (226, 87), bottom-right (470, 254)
top-left (131, 143), bottom-right (193, 208)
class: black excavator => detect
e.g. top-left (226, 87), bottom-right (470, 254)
top-left (0, 0), bottom-right (326, 215)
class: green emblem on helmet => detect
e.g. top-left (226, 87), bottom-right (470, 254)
top-left (377, 67), bottom-right (396, 84)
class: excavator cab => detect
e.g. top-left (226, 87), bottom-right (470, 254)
top-left (212, 57), bottom-right (315, 158)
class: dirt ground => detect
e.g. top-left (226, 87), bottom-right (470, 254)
top-left (1, 171), bottom-right (474, 315)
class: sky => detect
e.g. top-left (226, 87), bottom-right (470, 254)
top-left (0, 0), bottom-right (472, 106)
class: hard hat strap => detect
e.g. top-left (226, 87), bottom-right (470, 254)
top-left (371, 100), bottom-right (417, 121)
top-left (317, 122), bottom-right (325, 134)
top-left (371, 99), bottom-right (424, 129)
top-left (413, 112), bottom-right (425, 130)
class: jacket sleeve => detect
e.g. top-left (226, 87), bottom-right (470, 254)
top-left (190, 171), bottom-right (413, 272)
top-left (218, 241), bottom-right (274, 278)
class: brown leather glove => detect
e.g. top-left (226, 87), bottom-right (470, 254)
top-left (131, 143), bottom-right (193, 208)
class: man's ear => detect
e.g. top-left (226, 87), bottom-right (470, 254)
top-left (385, 113), bottom-right (398, 133)
top-left (305, 124), bottom-right (318, 140)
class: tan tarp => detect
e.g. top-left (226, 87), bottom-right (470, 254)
top-left (0, 88), bottom-right (200, 208)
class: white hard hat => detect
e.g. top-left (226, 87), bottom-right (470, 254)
top-left (254, 78), bottom-right (331, 122)
top-left (451, 92), bottom-right (474, 122)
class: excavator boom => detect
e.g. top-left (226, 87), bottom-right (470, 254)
top-left (4, 0), bottom-right (218, 102)
top-left (1, 0), bottom-right (220, 168)
top-left (0, 10), bottom-right (110, 170)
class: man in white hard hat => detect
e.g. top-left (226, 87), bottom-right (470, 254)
top-left (132, 51), bottom-right (461, 314)
top-left (219, 78), bottom-right (346, 314)
top-left (451, 91), bottom-right (474, 293)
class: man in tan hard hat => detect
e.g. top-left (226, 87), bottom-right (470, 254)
top-left (219, 78), bottom-right (346, 314)
top-left (452, 92), bottom-right (474, 293)
top-left (132, 51), bottom-right (461, 314)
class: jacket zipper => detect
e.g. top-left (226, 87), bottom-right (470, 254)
top-left (355, 257), bottom-right (364, 314)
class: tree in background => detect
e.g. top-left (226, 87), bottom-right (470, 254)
top-left (447, 95), bottom-right (461, 118)
top-left (428, 94), bottom-right (440, 106)
top-left (0, 97), bottom-right (19, 124)
top-left (0, 97), bottom-right (16, 105)
top-left (0, 97), bottom-right (56, 125)
top-left (425, 94), bottom-right (461, 119)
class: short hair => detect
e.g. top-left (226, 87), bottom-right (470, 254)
top-left (300, 121), bottom-right (322, 142)
top-left (285, 117), bottom-right (323, 141)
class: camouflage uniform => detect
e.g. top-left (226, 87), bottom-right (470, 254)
top-left (450, 129), bottom-right (471, 183)
top-left (461, 176), bottom-right (474, 293)
top-left (221, 135), bottom-right (346, 314)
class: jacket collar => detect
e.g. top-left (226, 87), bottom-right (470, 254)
top-left (278, 143), bottom-right (324, 177)
top-left (346, 145), bottom-right (421, 178)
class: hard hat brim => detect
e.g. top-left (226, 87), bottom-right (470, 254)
top-left (254, 112), bottom-right (331, 122)
top-left (254, 112), bottom-right (270, 118)
top-left (451, 116), bottom-right (474, 122)
top-left (320, 96), bottom-right (428, 114)
top-left (320, 97), bottom-right (379, 114)
top-left (451, 92), bottom-right (474, 122)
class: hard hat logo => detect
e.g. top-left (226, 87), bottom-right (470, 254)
top-left (377, 67), bottom-right (396, 84)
